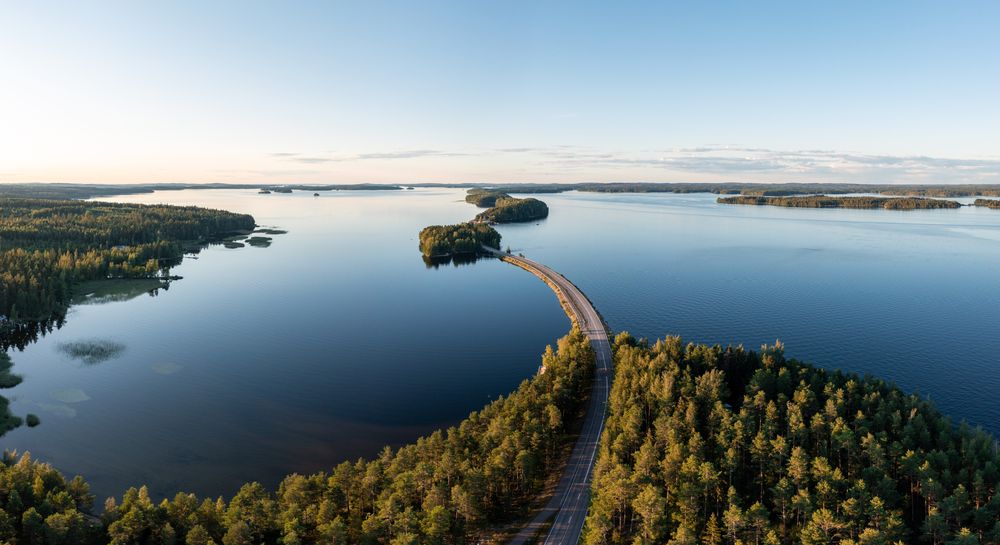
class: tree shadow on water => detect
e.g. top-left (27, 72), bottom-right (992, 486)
top-left (422, 253), bottom-right (494, 269)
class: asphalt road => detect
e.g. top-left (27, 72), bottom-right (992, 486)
top-left (492, 250), bottom-right (613, 545)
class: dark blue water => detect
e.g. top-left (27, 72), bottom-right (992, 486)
top-left (3, 188), bottom-right (999, 502)
top-left (496, 191), bottom-right (1000, 437)
top-left (0, 188), bottom-right (569, 500)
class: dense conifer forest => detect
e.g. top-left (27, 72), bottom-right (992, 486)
top-left (0, 329), bottom-right (595, 545)
top-left (462, 190), bottom-right (549, 223)
top-left (474, 198), bottom-right (549, 223)
top-left (0, 199), bottom-right (255, 328)
top-left (418, 223), bottom-right (501, 257)
top-left (464, 190), bottom-right (510, 208)
top-left (717, 195), bottom-right (962, 210)
top-left (583, 333), bottom-right (1000, 545)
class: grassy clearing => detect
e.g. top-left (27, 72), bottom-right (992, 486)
top-left (71, 278), bottom-right (167, 305)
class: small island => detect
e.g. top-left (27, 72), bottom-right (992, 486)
top-left (974, 198), bottom-right (1000, 209)
top-left (464, 189), bottom-right (550, 223)
top-left (418, 223), bottom-right (501, 257)
top-left (718, 195), bottom-right (962, 210)
top-left (475, 196), bottom-right (549, 223)
top-left (465, 189), bottom-right (509, 208)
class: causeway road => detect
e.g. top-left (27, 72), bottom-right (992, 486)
top-left (485, 248), bottom-right (613, 545)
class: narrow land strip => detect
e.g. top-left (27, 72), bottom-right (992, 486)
top-left (484, 248), bottom-right (613, 545)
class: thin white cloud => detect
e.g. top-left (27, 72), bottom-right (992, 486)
top-left (264, 146), bottom-right (1000, 183)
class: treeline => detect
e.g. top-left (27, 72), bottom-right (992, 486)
top-left (583, 333), bottom-right (1000, 545)
top-left (0, 329), bottom-right (595, 545)
top-left (7, 182), bottom-right (1000, 201)
top-left (419, 183), bottom-right (1000, 198)
top-left (0, 451), bottom-right (97, 544)
top-left (975, 199), bottom-right (1000, 209)
top-left (0, 198), bottom-right (255, 325)
top-left (475, 198), bottom-right (549, 224)
top-left (718, 195), bottom-right (962, 210)
top-left (0, 184), bottom-right (402, 200)
top-left (418, 223), bottom-right (501, 257)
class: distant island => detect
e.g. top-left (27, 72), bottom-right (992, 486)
top-left (419, 181), bottom-right (1000, 198)
top-left (7, 181), bottom-right (1000, 201)
top-left (465, 189), bottom-right (508, 207)
top-left (975, 198), bottom-right (1000, 209)
top-left (0, 182), bottom-right (405, 200)
top-left (718, 195), bottom-right (962, 210)
top-left (418, 223), bottom-right (501, 257)
top-left (464, 189), bottom-right (549, 223)
top-left (475, 196), bottom-right (549, 223)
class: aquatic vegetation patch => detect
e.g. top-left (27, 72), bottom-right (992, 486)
top-left (38, 402), bottom-right (78, 418)
top-left (50, 388), bottom-right (91, 404)
top-left (57, 339), bottom-right (126, 365)
top-left (152, 362), bottom-right (183, 375)
top-left (0, 353), bottom-right (22, 388)
top-left (245, 236), bottom-right (273, 247)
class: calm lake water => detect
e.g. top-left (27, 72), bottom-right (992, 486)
top-left (3, 188), bottom-right (1000, 500)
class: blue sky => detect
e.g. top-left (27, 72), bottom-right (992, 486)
top-left (1, 1), bottom-right (998, 184)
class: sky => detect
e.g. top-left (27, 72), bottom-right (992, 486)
top-left (1, 1), bottom-right (998, 185)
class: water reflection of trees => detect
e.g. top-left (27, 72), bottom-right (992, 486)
top-left (422, 253), bottom-right (494, 269)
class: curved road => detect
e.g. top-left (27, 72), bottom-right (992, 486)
top-left (487, 249), bottom-right (613, 545)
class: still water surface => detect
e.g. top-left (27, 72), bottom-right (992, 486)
top-left (3, 188), bottom-right (999, 500)
top-left (2, 188), bottom-right (569, 499)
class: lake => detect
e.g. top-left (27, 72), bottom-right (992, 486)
top-left (3, 188), bottom-right (999, 501)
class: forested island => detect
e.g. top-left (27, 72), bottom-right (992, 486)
top-left (464, 189), bottom-right (509, 208)
top-left (718, 195), bottom-right (963, 210)
top-left (6, 181), bottom-right (1000, 201)
top-left (0, 329), bottom-right (595, 545)
top-left (583, 333), bottom-right (1000, 545)
top-left (0, 198), bottom-right (255, 330)
top-left (462, 189), bottom-right (550, 223)
top-left (475, 197), bottom-right (549, 223)
top-left (429, 182), bottom-right (1000, 198)
top-left (418, 223), bottom-right (501, 258)
top-left (975, 199), bottom-right (1000, 209)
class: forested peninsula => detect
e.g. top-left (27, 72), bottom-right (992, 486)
top-left (975, 199), bottom-right (1000, 209)
top-left (0, 329), bottom-right (595, 545)
top-left (0, 198), bottom-right (255, 330)
top-left (583, 334), bottom-right (1000, 545)
top-left (718, 195), bottom-right (962, 210)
